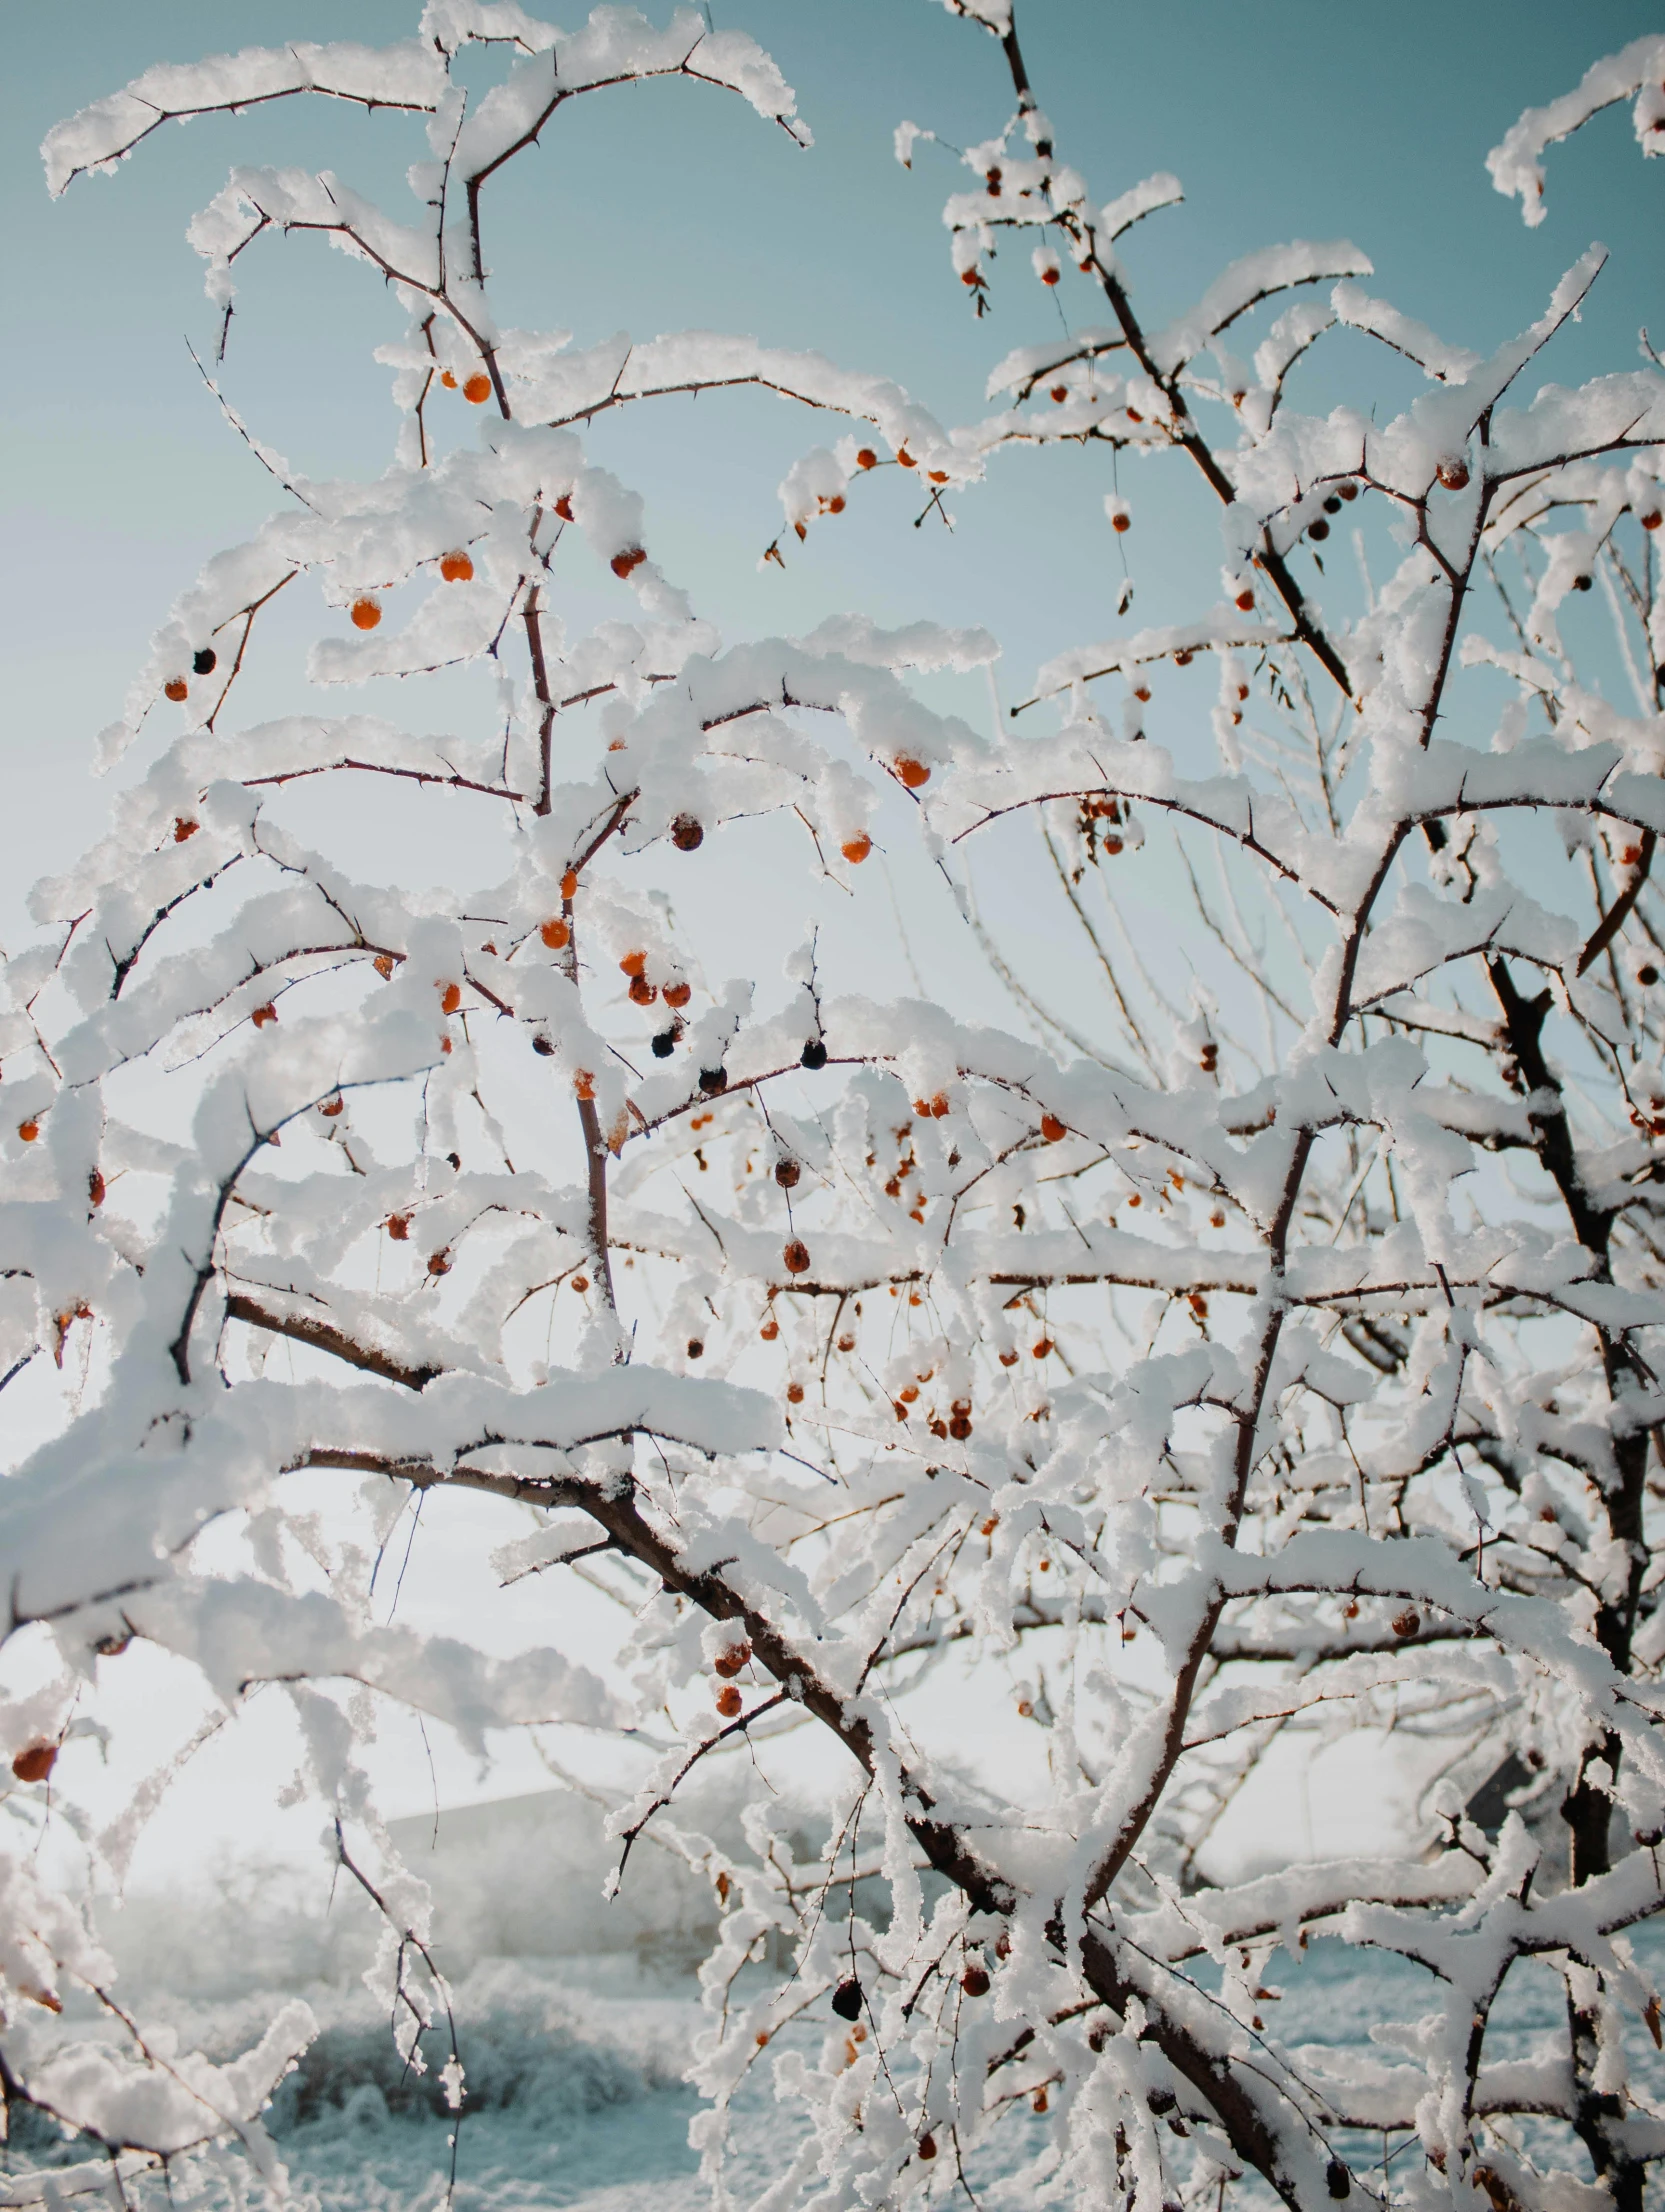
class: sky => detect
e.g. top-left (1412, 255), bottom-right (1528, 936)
top-left (2, 1), bottom-right (1663, 1879)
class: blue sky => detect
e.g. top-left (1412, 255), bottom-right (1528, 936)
top-left (3, 0), bottom-right (1660, 941)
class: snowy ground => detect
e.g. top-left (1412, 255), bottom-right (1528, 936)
top-left (11, 1795), bottom-right (1665, 2212)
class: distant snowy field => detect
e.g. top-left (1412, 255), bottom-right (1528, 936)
top-left (17, 1791), bottom-right (1665, 2211)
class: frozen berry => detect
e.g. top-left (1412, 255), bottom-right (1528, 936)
top-left (783, 1238), bottom-right (811, 1274)
top-left (192, 646), bottom-right (217, 676)
top-left (699, 1067), bottom-right (727, 1095)
top-left (427, 1248), bottom-right (452, 1276)
top-left (610, 547), bottom-right (647, 579)
top-left (11, 1742), bottom-right (57, 1784)
top-left (663, 981), bottom-right (692, 1008)
top-left (671, 813), bottom-right (704, 851)
top-left (856, 449), bottom-right (878, 469)
top-left (439, 550), bottom-right (474, 582)
top-left (961, 1965), bottom-right (989, 1997)
top-left (541, 918), bottom-right (570, 949)
top-left (350, 598), bottom-right (382, 630)
top-left (774, 1157), bottom-right (801, 1189)
top-left (831, 1977), bottom-right (863, 2021)
top-left (1436, 456), bottom-right (1469, 491)
top-left (652, 1031), bottom-right (676, 1057)
top-left (387, 1213), bottom-right (410, 1240)
top-left (1040, 1114), bottom-right (1067, 1142)
top-left (841, 835), bottom-right (872, 864)
top-left (463, 372), bottom-right (491, 404)
top-left (713, 1642), bottom-right (750, 1678)
top-left (894, 757), bottom-right (930, 788)
top-left (715, 1684), bottom-right (742, 1718)
top-left (88, 1168), bottom-right (105, 1206)
top-left (802, 1039), bottom-right (827, 1070)
top-left (164, 678), bottom-right (188, 702)
top-left (174, 817), bottom-right (198, 841)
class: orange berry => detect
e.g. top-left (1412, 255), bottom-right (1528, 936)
top-left (629, 975), bottom-right (657, 1005)
top-left (1111, 511), bottom-right (1131, 533)
top-left (560, 869), bottom-right (579, 900)
top-left (620, 951), bottom-right (647, 978)
top-left (574, 1071), bottom-right (595, 1101)
top-left (828, 495), bottom-right (845, 514)
top-left (610, 547), bottom-right (646, 579)
top-left (173, 816), bottom-right (198, 842)
top-left (1050, 385), bottom-right (1068, 404)
top-left (554, 494), bottom-right (574, 521)
top-left (1642, 508), bottom-right (1663, 530)
top-left (671, 813), bottom-right (704, 851)
top-left (373, 952), bottom-right (396, 979)
top-left (440, 370), bottom-right (458, 389)
top-left (1235, 590), bottom-right (1255, 612)
top-left (350, 598), bottom-right (382, 631)
top-left (571, 1273), bottom-right (589, 1292)
top-left (251, 1004), bottom-right (277, 1029)
top-left (786, 1380), bottom-right (804, 1403)
top-left (842, 834), bottom-right (872, 864)
top-left (164, 678), bottom-right (189, 702)
top-left (1041, 266), bottom-right (1060, 285)
top-left (713, 1642), bottom-right (751, 1679)
top-left (541, 918), bottom-right (570, 949)
top-left (1133, 684), bottom-right (1152, 703)
top-left (87, 1168), bottom-right (106, 1207)
top-left (760, 1318), bottom-right (779, 1340)
top-left (894, 756), bottom-right (930, 789)
top-left (1040, 1113), bottom-right (1066, 1142)
top-left (1436, 456), bottom-right (1469, 491)
top-left (856, 448), bottom-right (878, 470)
top-left (319, 1096), bottom-right (344, 1118)
top-left (896, 448), bottom-right (916, 469)
top-left (1033, 1338), bottom-right (1053, 1359)
top-left (387, 1213), bottom-right (410, 1241)
top-left (17, 1122), bottom-right (38, 1144)
top-left (439, 550), bottom-right (474, 583)
top-left (463, 373), bottom-right (492, 404)
top-left (783, 1238), bottom-right (811, 1274)
top-left (440, 982), bottom-right (461, 1014)
top-left (427, 1248), bottom-right (452, 1276)
top-left (11, 1742), bottom-right (57, 1784)
top-left (663, 981), bottom-right (692, 1008)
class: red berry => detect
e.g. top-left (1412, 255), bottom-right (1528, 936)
top-left (11, 1742), bottom-right (57, 1784)
top-left (1040, 1113), bottom-right (1067, 1142)
top-left (350, 598), bottom-right (381, 631)
top-left (783, 1239), bottom-right (811, 1275)
top-left (164, 678), bottom-right (189, 702)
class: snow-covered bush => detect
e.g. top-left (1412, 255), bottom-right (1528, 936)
top-left (7, 5), bottom-right (1665, 2208)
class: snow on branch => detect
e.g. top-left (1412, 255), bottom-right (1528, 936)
top-left (1488, 32), bottom-right (1665, 226)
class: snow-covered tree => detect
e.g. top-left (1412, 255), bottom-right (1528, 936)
top-left (7, 7), bottom-right (1665, 2209)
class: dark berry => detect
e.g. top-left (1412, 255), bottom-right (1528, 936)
top-left (801, 1039), bottom-right (828, 1071)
